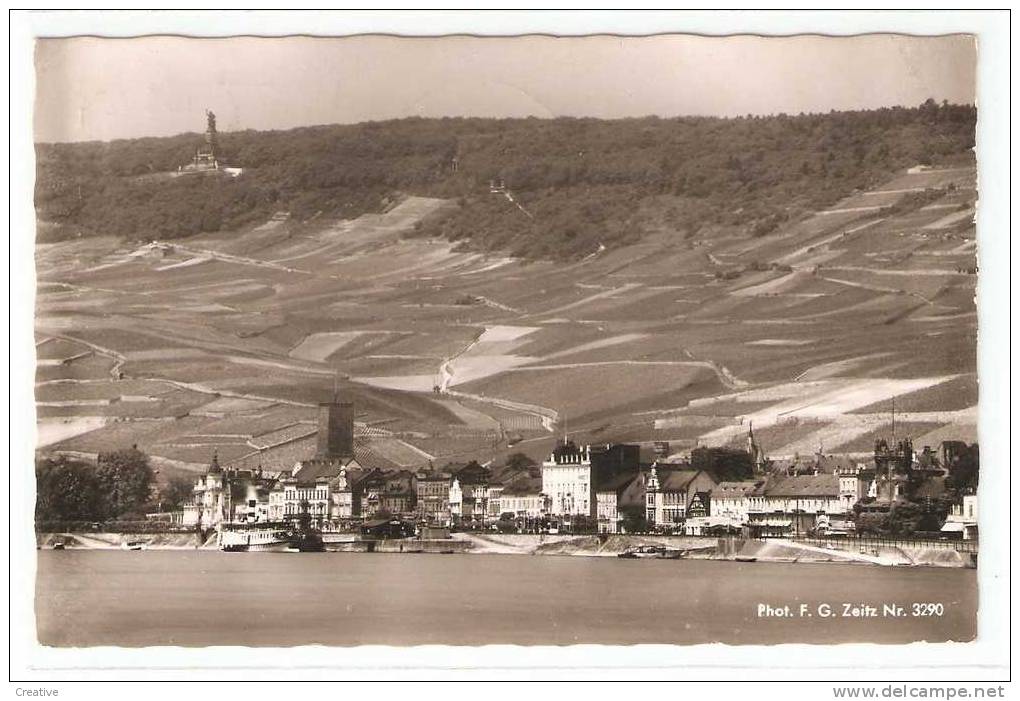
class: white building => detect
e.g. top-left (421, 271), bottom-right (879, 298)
top-left (748, 473), bottom-right (860, 535)
top-left (644, 466), bottom-right (717, 529)
top-left (449, 478), bottom-right (464, 521)
top-left (331, 468), bottom-right (357, 519)
top-left (942, 494), bottom-right (978, 540)
top-left (711, 481), bottom-right (763, 524)
top-left (182, 453), bottom-right (231, 529)
top-left (542, 442), bottom-right (594, 518)
top-left (595, 472), bottom-right (640, 534)
top-left (274, 476), bottom-right (332, 527)
top-left (499, 478), bottom-right (550, 526)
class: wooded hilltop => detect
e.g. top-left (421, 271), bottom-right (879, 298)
top-left (35, 100), bottom-right (975, 260)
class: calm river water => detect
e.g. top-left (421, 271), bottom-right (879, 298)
top-left (36, 551), bottom-right (976, 647)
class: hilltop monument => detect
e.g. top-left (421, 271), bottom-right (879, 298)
top-left (181, 110), bottom-right (219, 172)
top-left (178, 110), bottom-right (241, 176)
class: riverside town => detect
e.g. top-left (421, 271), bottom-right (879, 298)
top-left (29, 34), bottom-right (985, 652)
top-left (37, 392), bottom-right (979, 565)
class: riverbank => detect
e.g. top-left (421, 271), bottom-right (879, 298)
top-left (36, 532), bottom-right (976, 567)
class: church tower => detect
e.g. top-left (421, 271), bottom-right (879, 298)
top-left (747, 421), bottom-right (766, 473)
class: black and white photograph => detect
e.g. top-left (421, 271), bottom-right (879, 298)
top-left (8, 9), bottom-right (1012, 686)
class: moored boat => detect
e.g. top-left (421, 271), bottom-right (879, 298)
top-left (618, 545), bottom-right (680, 559)
top-left (285, 531), bottom-right (326, 552)
top-left (220, 523), bottom-right (291, 552)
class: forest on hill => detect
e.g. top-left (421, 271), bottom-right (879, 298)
top-left (35, 100), bottom-right (975, 259)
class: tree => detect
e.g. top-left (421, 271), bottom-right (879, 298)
top-left (95, 446), bottom-right (154, 519)
top-left (158, 475), bottom-right (196, 511)
top-left (35, 456), bottom-right (107, 522)
top-left (619, 505), bottom-right (648, 534)
top-left (569, 514), bottom-right (597, 534)
top-left (505, 452), bottom-right (539, 477)
top-left (945, 443), bottom-right (979, 495)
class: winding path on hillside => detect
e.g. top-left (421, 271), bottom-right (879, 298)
top-left (681, 348), bottom-right (749, 390)
top-left (435, 331), bottom-right (559, 433)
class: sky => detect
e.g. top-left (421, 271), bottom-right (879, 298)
top-left (34, 33), bottom-right (976, 143)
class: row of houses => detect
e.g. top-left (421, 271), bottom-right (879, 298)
top-left (181, 399), bottom-right (976, 538)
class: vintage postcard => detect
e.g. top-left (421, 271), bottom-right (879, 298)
top-left (10, 9), bottom-right (1011, 685)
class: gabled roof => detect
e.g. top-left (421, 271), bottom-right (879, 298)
top-left (658, 469), bottom-right (707, 493)
top-left (714, 480), bottom-right (763, 498)
top-left (292, 456), bottom-right (361, 483)
top-left (762, 473), bottom-right (840, 498)
top-left (415, 470), bottom-right (452, 481)
top-left (595, 471), bottom-right (640, 494)
top-left (450, 462), bottom-right (491, 485)
top-left (501, 476), bottom-right (544, 496)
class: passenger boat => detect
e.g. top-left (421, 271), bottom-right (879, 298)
top-left (220, 524), bottom-right (291, 552)
top-left (618, 545), bottom-right (679, 559)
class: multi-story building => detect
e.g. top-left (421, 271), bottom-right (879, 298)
top-left (498, 478), bottom-right (550, 528)
top-left (486, 485), bottom-right (504, 522)
top-left (644, 465), bottom-right (717, 530)
top-left (183, 452), bottom-right (230, 528)
top-left (447, 462), bottom-right (492, 525)
top-left (542, 442), bottom-right (594, 520)
top-left (183, 454), bottom-right (276, 529)
top-left (415, 470), bottom-right (452, 524)
top-left (542, 441), bottom-right (643, 526)
top-left (711, 480), bottom-right (763, 524)
top-left (942, 493), bottom-right (978, 540)
top-left (330, 467), bottom-right (359, 520)
top-left (380, 470), bottom-right (418, 516)
top-left (274, 475), bottom-right (333, 527)
top-left (449, 478), bottom-right (464, 522)
top-left (748, 473), bottom-right (860, 535)
top-left (595, 472), bottom-right (641, 534)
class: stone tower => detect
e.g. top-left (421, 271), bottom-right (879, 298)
top-left (204, 109), bottom-right (218, 158)
top-left (316, 400), bottom-right (354, 459)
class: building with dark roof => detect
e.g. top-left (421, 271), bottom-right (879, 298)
top-left (595, 471), bottom-right (641, 534)
top-left (711, 480), bottom-right (764, 524)
top-left (747, 471), bottom-right (862, 535)
top-left (645, 466), bottom-right (718, 529)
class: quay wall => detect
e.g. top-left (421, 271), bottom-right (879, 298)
top-left (38, 532), bottom-right (212, 549)
top-left (36, 532), bottom-right (973, 567)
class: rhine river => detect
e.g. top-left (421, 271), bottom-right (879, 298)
top-left (36, 551), bottom-right (976, 647)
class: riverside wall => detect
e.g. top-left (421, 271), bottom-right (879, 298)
top-left (36, 531), bottom-right (974, 567)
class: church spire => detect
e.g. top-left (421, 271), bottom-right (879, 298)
top-left (747, 420), bottom-right (764, 472)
